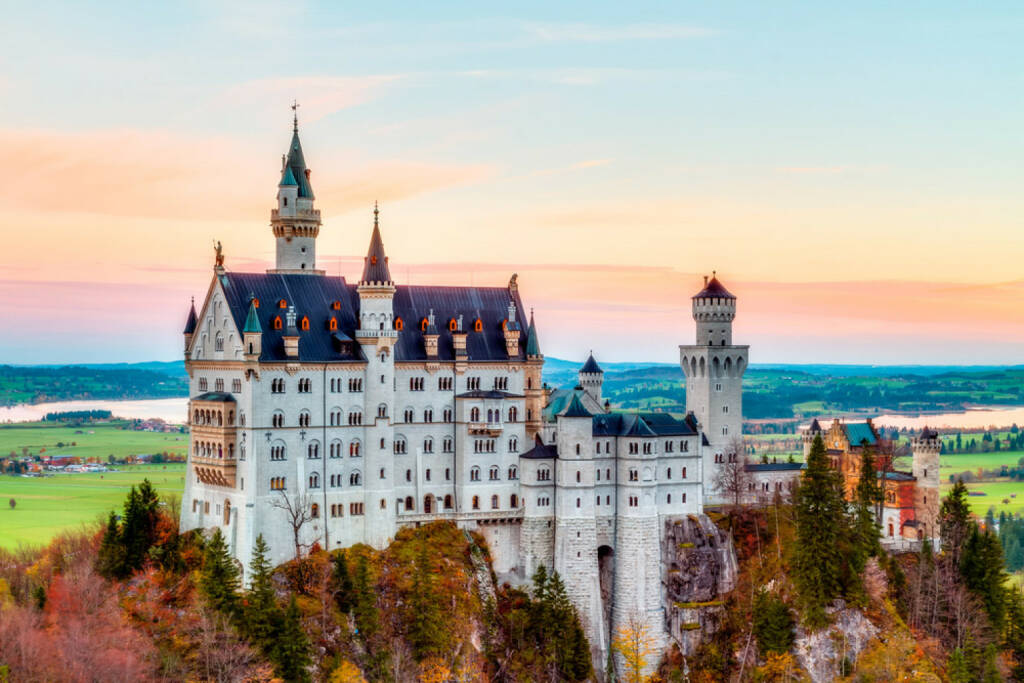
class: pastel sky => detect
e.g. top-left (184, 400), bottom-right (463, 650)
top-left (2, 2), bottom-right (1022, 365)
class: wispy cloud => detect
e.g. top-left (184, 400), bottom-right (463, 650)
top-left (523, 22), bottom-right (715, 43)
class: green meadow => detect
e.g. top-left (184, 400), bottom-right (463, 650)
top-left (0, 464), bottom-right (186, 550)
top-left (0, 421), bottom-right (188, 462)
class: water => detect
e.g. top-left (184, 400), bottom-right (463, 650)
top-left (873, 407), bottom-right (1024, 430)
top-left (0, 398), bottom-right (188, 424)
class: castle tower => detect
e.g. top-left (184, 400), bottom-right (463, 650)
top-left (524, 309), bottom-right (545, 440)
top-left (356, 203), bottom-right (398, 547)
top-left (679, 273), bottom-right (749, 504)
top-left (578, 353), bottom-right (604, 405)
top-left (911, 427), bottom-right (941, 542)
top-left (269, 109), bottom-right (322, 274)
top-left (553, 395), bottom-right (605, 658)
top-left (183, 298), bottom-right (198, 354)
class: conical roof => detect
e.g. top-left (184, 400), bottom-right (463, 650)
top-left (243, 299), bottom-right (262, 334)
top-left (279, 164), bottom-right (298, 187)
top-left (284, 129), bottom-right (314, 198)
top-left (183, 299), bottom-right (198, 334)
top-left (580, 352), bottom-right (603, 374)
top-left (564, 393), bottom-right (591, 418)
top-left (360, 204), bottom-right (392, 284)
top-left (694, 274), bottom-right (735, 299)
top-left (525, 310), bottom-right (541, 356)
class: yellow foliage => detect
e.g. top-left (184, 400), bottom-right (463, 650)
top-left (328, 659), bottom-right (366, 683)
top-left (753, 653), bottom-right (808, 682)
top-left (418, 657), bottom-right (452, 683)
top-left (612, 614), bottom-right (657, 683)
top-left (0, 577), bottom-right (12, 609)
top-left (844, 628), bottom-right (942, 682)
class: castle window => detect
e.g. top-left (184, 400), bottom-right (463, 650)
top-left (215, 378), bottom-right (224, 392)
top-left (438, 377), bottom-right (453, 391)
top-left (449, 319), bottom-right (458, 332)
top-left (272, 412), bottom-right (284, 428)
top-left (332, 300), bottom-right (341, 310)
top-left (492, 495), bottom-right (500, 510)
top-left (421, 318), bottom-right (428, 331)
top-left (508, 437), bottom-right (518, 453)
top-left (272, 316), bottom-right (282, 330)
top-left (682, 467), bottom-right (687, 478)
top-left (424, 437), bottom-right (434, 453)
top-left (232, 379), bottom-right (241, 393)
top-left (307, 442), bottom-right (319, 459)
top-left (472, 496), bottom-right (480, 510)
top-left (328, 317), bottom-right (338, 331)
top-left (394, 317), bottom-right (404, 331)
top-left (270, 444), bottom-right (286, 460)
top-left (253, 298), bottom-right (260, 308)
top-left (508, 406), bottom-right (518, 422)
top-left (199, 377), bottom-right (208, 391)
top-left (629, 469), bottom-right (638, 482)
top-left (299, 411), bottom-right (310, 427)
top-left (576, 470), bottom-right (581, 482)
top-left (377, 404), bottom-right (387, 419)
top-left (443, 437), bottom-right (453, 453)
top-left (278, 299), bottom-right (287, 309)
top-left (575, 444), bottom-right (580, 455)
top-left (576, 498), bottom-right (581, 508)
top-left (350, 440), bottom-right (361, 457)
top-left (348, 378), bottom-right (363, 392)
top-left (424, 409), bottom-right (433, 423)
top-left (350, 471), bottom-right (362, 486)
top-left (471, 407), bottom-right (480, 422)
top-left (667, 468), bottom-right (672, 479)
top-left (215, 333), bottom-right (224, 352)
top-left (508, 465), bottom-right (518, 480)
top-left (489, 466), bottom-right (500, 481)
top-left (350, 502), bottom-right (364, 516)
top-left (471, 466), bottom-right (480, 482)
top-left (348, 410), bottom-right (363, 426)
top-left (309, 473), bottom-right (320, 489)
top-left (425, 468), bottom-right (431, 481)
top-left (443, 408), bottom-right (453, 423)
top-left (474, 319), bottom-right (483, 332)
top-left (445, 468), bottom-right (451, 481)
top-left (537, 468), bottom-right (551, 482)
top-left (404, 408), bottom-right (414, 423)
top-left (300, 316), bottom-right (309, 331)
top-left (394, 438), bottom-right (406, 455)
top-left (667, 494), bottom-right (672, 504)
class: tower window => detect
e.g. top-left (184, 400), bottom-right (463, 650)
top-left (300, 316), bottom-right (310, 331)
top-left (395, 317), bottom-right (404, 331)
top-left (420, 318), bottom-right (429, 331)
top-left (473, 319), bottom-right (483, 332)
top-left (272, 316), bottom-right (282, 330)
top-left (332, 301), bottom-right (341, 310)
top-left (252, 298), bottom-right (259, 308)
top-left (328, 317), bottom-right (338, 331)
top-left (449, 319), bottom-right (458, 332)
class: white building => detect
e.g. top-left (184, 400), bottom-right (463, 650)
top-left (180, 118), bottom-right (742, 671)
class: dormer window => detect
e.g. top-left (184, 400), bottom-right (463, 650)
top-left (394, 317), bottom-right (404, 331)
top-left (252, 298), bottom-right (259, 308)
top-left (272, 316), bottom-right (282, 330)
top-left (421, 318), bottom-right (428, 332)
top-left (300, 316), bottom-right (310, 331)
top-left (328, 317), bottom-right (338, 331)
top-left (448, 319), bottom-right (458, 332)
top-left (473, 319), bottom-right (483, 332)
top-left (278, 299), bottom-right (287, 309)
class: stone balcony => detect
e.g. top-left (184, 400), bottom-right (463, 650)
top-left (468, 421), bottom-right (503, 435)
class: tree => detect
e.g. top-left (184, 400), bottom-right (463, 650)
top-left (852, 445), bottom-right (883, 569)
top-left (332, 549), bottom-right (354, 615)
top-left (351, 552), bottom-right (380, 642)
top-left (791, 433), bottom-right (847, 627)
top-left (7, 498), bottom-right (13, 510)
top-left (612, 612), bottom-right (656, 683)
top-left (269, 489), bottom-right (315, 559)
top-left (272, 595), bottom-right (312, 683)
top-left (200, 528), bottom-right (241, 616)
top-left (95, 511), bottom-right (127, 579)
top-left (712, 437), bottom-right (753, 508)
top-left (752, 590), bottom-right (795, 656)
top-left (244, 535), bottom-right (281, 649)
top-left (941, 480), bottom-right (973, 567)
top-left (120, 479), bottom-right (160, 573)
top-left (407, 542), bottom-right (445, 660)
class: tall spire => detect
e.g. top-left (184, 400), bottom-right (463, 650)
top-left (183, 297), bottom-right (198, 334)
top-left (525, 308), bottom-right (541, 357)
top-left (360, 201), bottom-right (392, 285)
top-left (243, 297), bottom-right (262, 334)
top-left (292, 99), bottom-right (299, 133)
top-left (282, 102), bottom-right (313, 199)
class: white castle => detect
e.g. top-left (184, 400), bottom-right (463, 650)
top-left (180, 119), bottom-right (746, 667)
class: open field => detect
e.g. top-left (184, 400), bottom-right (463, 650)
top-left (0, 464), bottom-right (185, 549)
top-left (954, 480), bottom-right (1024, 518)
top-left (0, 421), bottom-right (188, 462)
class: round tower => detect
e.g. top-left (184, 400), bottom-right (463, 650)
top-left (269, 106), bottom-right (323, 274)
top-left (578, 352), bottom-right (604, 406)
top-left (911, 427), bottom-right (941, 542)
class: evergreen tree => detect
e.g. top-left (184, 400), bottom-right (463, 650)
top-left (331, 549), bottom-right (354, 615)
top-left (245, 535), bottom-right (281, 649)
top-left (546, 571), bottom-right (591, 681)
top-left (95, 511), bottom-right (127, 580)
top-left (272, 595), bottom-right (312, 683)
top-left (351, 553), bottom-right (380, 642)
top-left (946, 648), bottom-right (970, 683)
top-left (407, 542), bottom-right (445, 660)
top-left (852, 446), bottom-right (883, 573)
top-left (199, 528), bottom-right (241, 616)
top-left (120, 479), bottom-right (160, 573)
top-left (752, 590), bottom-right (795, 655)
top-left (941, 480), bottom-right (973, 567)
top-left (792, 434), bottom-right (846, 627)
top-left (960, 527), bottom-right (1008, 630)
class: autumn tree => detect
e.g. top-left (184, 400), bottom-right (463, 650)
top-left (791, 433), bottom-right (846, 627)
top-left (612, 612), bottom-right (656, 683)
top-left (269, 489), bottom-right (315, 559)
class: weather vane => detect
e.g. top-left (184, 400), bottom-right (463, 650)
top-left (291, 100), bottom-right (300, 131)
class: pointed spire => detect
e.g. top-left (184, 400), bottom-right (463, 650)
top-left (525, 308), bottom-right (541, 357)
top-left (564, 393), bottom-right (591, 418)
top-left (282, 104), bottom-right (313, 199)
top-left (183, 297), bottom-right (198, 334)
top-left (243, 297), bottom-right (262, 334)
top-left (360, 202), bottom-right (393, 285)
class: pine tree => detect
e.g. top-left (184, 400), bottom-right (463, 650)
top-left (331, 549), bottom-right (354, 615)
top-left (351, 553), bottom-right (379, 642)
top-left (245, 535), bottom-right (281, 649)
top-left (792, 433), bottom-right (846, 627)
top-left (752, 590), bottom-right (795, 655)
top-left (941, 480), bottom-right (973, 568)
top-left (272, 595), bottom-right (312, 683)
top-left (408, 542), bottom-right (445, 660)
top-left (546, 571), bottom-right (591, 681)
top-left (95, 511), bottom-right (127, 579)
top-left (961, 527), bottom-right (1008, 630)
top-left (946, 648), bottom-right (970, 683)
top-left (121, 479), bottom-right (160, 573)
top-left (199, 528), bottom-right (240, 616)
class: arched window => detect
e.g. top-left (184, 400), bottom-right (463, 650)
top-left (349, 440), bottom-right (361, 457)
top-left (510, 494), bottom-right (518, 508)
top-left (491, 495), bottom-right (499, 509)
top-left (332, 300), bottom-right (341, 310)
top-left (394, 317), bottom-right (404, 331)
top-left (307, 441), bottom-right (319, 459)
top-left (472, 495), bottom-right (480, 510)
top-left (328, 317), bottom-right (338, 331)
top-left (508, 407), bottom-right (518, 422)
top-left (508, 437), bottom-right (518, 453)
top-left (470, 466), bottom-right (480, 481)
top-left (272, 316), bottom-right (282, 330)
top-left (470, 407), bottom-right (480, 422)
top-left (448, 318), bottom-right (457, 332)
top-left (311, 502), bottom-right (319, 518)
top-left (350, 471), bottom-right (362, 486)
top-left (300, 316), bottom-right (310, 331)
top-left (508, 465), bottom-right (518, 480)
top-left (278, 299), bottom-right (287, 309)
top-left (489, 465), bottom-right (500, 480)
top-left (444, 494), bottom-right (453, 510)
top-left (474, 319), bottom-right (483, 332)
top-left (309, 472), bottom-right (320, 488)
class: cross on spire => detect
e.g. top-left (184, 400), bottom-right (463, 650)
top-left (291, 100), bottom-right (300, 132)
top-left (374, 200), bottom-right (379, 227)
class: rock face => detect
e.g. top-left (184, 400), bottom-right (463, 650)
top-left (661, 515), bottom-right (738, 656)
top-left (792, 601), bottom-right (879, 683)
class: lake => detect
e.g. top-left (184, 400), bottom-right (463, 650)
top-left (0, 398), bottom-right (188, 424)
top-left (873, 407), bottom-right (1024, 430)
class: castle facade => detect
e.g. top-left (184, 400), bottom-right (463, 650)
top-left (180, 120), bottom-right (743, 668)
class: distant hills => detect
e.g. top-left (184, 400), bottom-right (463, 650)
top-left (4, 359), bottom-right (1024, 420)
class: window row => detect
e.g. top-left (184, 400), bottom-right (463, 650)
top-left (468, 465), bottom-right (518, 482)
top-left (401, 408), bottom-right (453, 423)
top-left (196, 378), bottom-right (243, 394)
top-left (469, 407), bottom-right (518, 423)
top-left (469, 494), bottom-right (519, 510)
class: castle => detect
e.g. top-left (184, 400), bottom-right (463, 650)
top-left (178, 119), bottom-right (751, 669)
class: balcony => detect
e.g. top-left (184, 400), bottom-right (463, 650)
top-left (468, 422), bottom-right (503, 435)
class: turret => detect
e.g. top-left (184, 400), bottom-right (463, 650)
top-left (526, 309), bottom-right (542, 360)
top-left (242, 298), bottom-right (262, 359)
top-left (183, 298), bottom-right (198, 354)
top-left (356, 202), bottom-right (396, 338)
top-left (269, 107), bottom-right (322, 274)
top-left (692, 272), bottom-right (736, 346)
top-left (911, 427), bottom-right (941, 542)
top-left (578, 352), bottom-right (603, 405)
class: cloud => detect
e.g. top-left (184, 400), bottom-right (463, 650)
top-left (523, 22), bottom-right (715, 43)
top-left (216, 75), bottom-right (403, 124)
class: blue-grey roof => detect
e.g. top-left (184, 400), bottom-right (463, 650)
top-left (746, 462), bottom-right (804, 472)
top-left (525, 311), bottom-right (541, 356)
top-left (193, 391), bottom-right (236, 403)
top-left (184, 300), bottom-right (198, 334)
top-left (694, 276), bottom-right (735, 299)
top-left (845, 422), bottom-right (878, 447)
top-left (360, 207), bottom-right (392, 284)
top-left (217, 271), bottom-right (527, 363)
top-left (279, 165), bottom-right (298, 187)
top-left (521, 437), bottom-right (557, 460)
top-left (243, 300), bottom-right (261, 334)
top-left (456, 390), bottom-right (524, 399)
top-left (580, 353), bottom-right (603, 374)
top-left (883, 471), bottom-right (916, 482)
top-left (284, 130), bottom-right (314, 198)
top-left (591, 412), bottom-right (697, 438)
top-left (564, 393), bottom-right (592, 418)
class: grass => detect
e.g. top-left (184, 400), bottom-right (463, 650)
top-left (947, 480), bottom-right (1024, 518)
top-left (0, 421), bottom-right (188, 462)
top-left (0, 464), bottom-right (186, 549)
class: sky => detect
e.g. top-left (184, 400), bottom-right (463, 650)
top-left (1, 2), bottom-right (1022, 365)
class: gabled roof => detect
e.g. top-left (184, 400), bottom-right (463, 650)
top-left (243, 299), bottom-right (262, 334)
top-left (456, 390), bottom-right (524, 399)
top-left (845, 422), bottom-right (878, 447)
top-left (525, 310), bottom-right (541, 356)
top-left (590, 411), bottom-right (698, 437)
top-left (693, 275), bottom-right (735, 300)
top-left (564, 393), bottom-right (592, 418)
top-left (808, 418), bottom-right (822, 432)
top-left (183, 299), bottom-right (198, 334)
top-left (360, 205), bottom-right (392, 284)
top-left (580, 353), bottom-right (603, 374)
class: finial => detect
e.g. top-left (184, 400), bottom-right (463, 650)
top-left (291, 100), bottom-right (300, 132)
top-left (712, 270), bottom-right (717, 279)
top-left (373, 200), bottom-right (379, 227)
top-left (703, 275), bottom-right (708, 286)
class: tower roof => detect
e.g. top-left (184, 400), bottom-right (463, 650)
top-left (243, 298), bottom-right (262, 334)
top-left (525, 309), bottom-right (541, 356)
top-left (919, 427), bottom-right (939, 440)
top-left (183, 298), bottom-right (198, 334)
top-left (693, 273), bottom-right (736, 300)
top-left (360, 203), bottom-right (392, 285)
top-left (580, 352), bottom-right (603, 374)
top-left (564, 393), bottom-right (592, 418)
top-left (279, 164), bottom-right (298, 187)
top-left (283, 125), bottom-right (314, 199)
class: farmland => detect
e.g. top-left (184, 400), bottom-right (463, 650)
top-left (0, 420), bottom-right (188, 463)
top-left (0, 463), bottom-right (186, 549)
